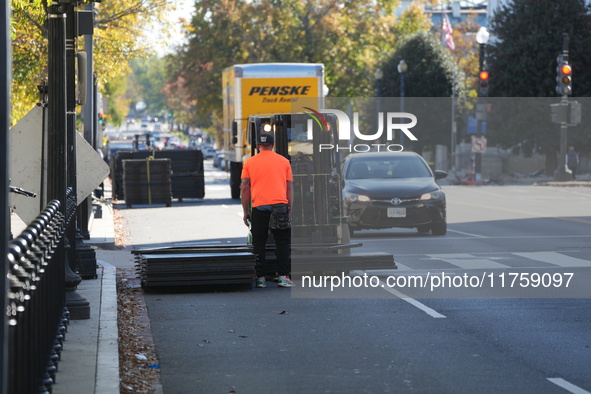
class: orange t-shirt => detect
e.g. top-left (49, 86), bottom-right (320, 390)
top-left (241, 150), bottom-right (293, 208)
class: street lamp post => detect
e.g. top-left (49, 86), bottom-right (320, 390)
top-left (374, 68), bottom-right (383, 98)
top-left (397, 60), bottom-right (408, 147)
top-left (374, 68), bottom-right (383, 147)
top-left (475, 27), bottom-right (489, 184)
top-left (1, 2), bottom-right (10, 390)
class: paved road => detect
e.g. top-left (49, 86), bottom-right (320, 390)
top-left (120, 161), bottom-right (591, 394)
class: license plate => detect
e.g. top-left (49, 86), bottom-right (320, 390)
top-left (387, 207), bottom-right (406, 218)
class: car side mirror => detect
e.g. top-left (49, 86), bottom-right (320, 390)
top-left (434, 170), bottom-right (448, 180)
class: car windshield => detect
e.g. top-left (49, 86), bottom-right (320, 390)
top-left (346, 156), bottom-right (432, 179)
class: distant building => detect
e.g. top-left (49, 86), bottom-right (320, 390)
top-left (396, 0), bottom-right (487, 48)
top-left (425, 0), bottom-right (488, 28)
top-left (487, 0), bottom-right (504, 22)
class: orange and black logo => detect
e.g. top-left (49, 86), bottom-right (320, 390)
top-left (248, 86), bottom-right (311, 96)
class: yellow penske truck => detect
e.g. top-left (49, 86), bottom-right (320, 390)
top-left (222, 63), bottom-right (325, 199)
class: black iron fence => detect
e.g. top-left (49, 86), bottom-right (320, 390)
top-left (6, 189), bottom-right (76, 393)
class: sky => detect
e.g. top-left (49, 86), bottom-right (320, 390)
top-left (149, 0), bottom-right (195, 56)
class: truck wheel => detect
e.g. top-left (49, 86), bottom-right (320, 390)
top-left (231, 182), bottom-right (240, 199)
top-left (230, 161), bottom-right (242, 199)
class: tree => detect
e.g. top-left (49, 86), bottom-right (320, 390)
top-left (10, 0), bottom-right (175, 125)
top-left (126, 57), bottom-right (169, 119)
top-left (486, 0), bottom-right (591, 172)
top-left (11, 0), bottom-right (47, 124)
top-left (379, 31), bottom-right (468, 153)
top-left (163, 0), bottom-right (432, 128)
top-left (443, 15), bottom-right (482, 98)
top-left (488, 0), bottom-right (591, 97)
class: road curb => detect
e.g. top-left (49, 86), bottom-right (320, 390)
top-left (96, 261), bottom-right (120, 394)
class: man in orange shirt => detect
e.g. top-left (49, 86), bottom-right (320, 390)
top-left (241, 132), bottom-right (294, 288)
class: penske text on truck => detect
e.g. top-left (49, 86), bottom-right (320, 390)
top-left (222, 63), bottom-right (325, 199)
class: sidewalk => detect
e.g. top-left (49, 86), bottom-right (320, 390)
top-left (52, 197), bottom-right (121, 394)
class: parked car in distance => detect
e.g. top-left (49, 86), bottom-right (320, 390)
top-left (203, 147), bottom-right (216, 159)
top-left (104, 140), bottom-right (134, 162)
top-left (103, 129), bottom-right (122, 141)
top-left (341, 151), bottom-right (447, 236)
top-left (213, 151), bottom-right (225, 168)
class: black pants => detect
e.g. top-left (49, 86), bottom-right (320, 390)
top-left (251, 207), bottom-right (291, 277)
top-left (569, 165), bottom-right (577, 179)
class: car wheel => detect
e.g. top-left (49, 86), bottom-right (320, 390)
top-left (417, 225), bottom-right (431, 234)
top-left (431, 221), bottom-right (447, 236)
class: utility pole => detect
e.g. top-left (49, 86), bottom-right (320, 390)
top-left (47, 3), bottom-right (68, 214)
top-left (1, 2), bottom-right (11, 392)
top-left (79, 2), bottom-right (95, 240)
top-left (48, 0), bottom-right (90, 320)
top-left (72, 2), bottom-right (99, 281)
top-left (65, 0), bottom-right (91, 318)
top-left (554, 33), bottom-right (572, 182)
top-left (475, 27), bottom-right (489, 185)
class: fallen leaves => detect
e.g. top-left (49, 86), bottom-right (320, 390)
top-left (114, 206), bottom-right (159, 392)
top-left (117, 269), bottom-right (161, 393)
top-left (113, 207), bottom-right (131, 248)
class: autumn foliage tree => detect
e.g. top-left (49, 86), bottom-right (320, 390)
top-left (379, 30), bottom-right (468, 152)
top-left (485, 0), bottom-right (591, 172)
top-left (444, 15), bottom-right (482, 97)
top-left (11, 0), bottom-right (46, 123)
top-left (164, 0), bottom-right (432, 130)
top-left (10, 0), bottom-right (174, 125)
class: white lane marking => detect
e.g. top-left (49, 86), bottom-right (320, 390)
top-left (547, 378), bottom-right (591, 394)
top-left (221, 204), bottom-right (243, 217)
top-left (451, 200), bottom-right (591, 224)
top-left (207, 185), bottom-right (230, 190)
top-left (447, 229), bottom-right (487, 238)
top-left (428, 253), bottom-right (508, 269)
top-left (379, 281), bottom-right (447, 319)
top-left (515, 252), bottom-right (591, 268)
top-left (362, 234), bottom-right (591, 242)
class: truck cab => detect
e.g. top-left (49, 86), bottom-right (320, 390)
top-left (222, 63), bottom-right (325, 199)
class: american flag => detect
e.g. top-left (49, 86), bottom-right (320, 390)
top-left (442, 14), bottom-right (455, 51)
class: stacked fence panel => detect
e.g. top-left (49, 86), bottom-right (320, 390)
top-left (133, 245), bottom-right (256, 289)
top-left (122, 158), bottom-right (172, 208)
top-left (110, 150), bottom-right (152, 200)
top-left (155, 150), bottom-right (205, 200)
top-left (111, 150), bottom-right (205, 202)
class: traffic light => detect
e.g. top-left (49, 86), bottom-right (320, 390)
top-left (556, 55), bottom-right (572, 96)
top-left (478, 70), bottom-right (489, 97)
top-left (98, 113), bottom-right (106, 130)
